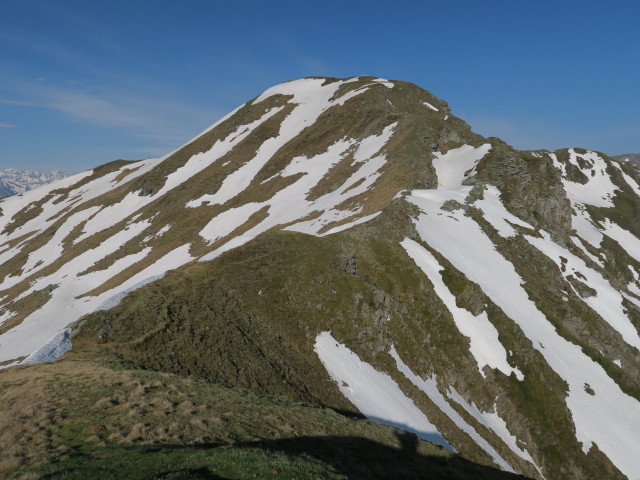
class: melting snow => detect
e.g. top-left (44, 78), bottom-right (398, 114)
top-left (571, 236), bottom-right (604, 268)
top-left (95, 273), bottom-right (166, 311)
top-left (527, 231), bottom-right (640, 351)
top-left (406, 188), bottom-right (640, 479)
top-left (600, 219), bottom-right (640, 264)
top-left (571, 204), bottom-right (604, 248)
top-left (447, 388), bottom-right (541, 472)
top-left (321, 212), bottom-right (381, 236)
top-left (199, 123), bottom-right (397, 260)
top-left (471, 186), bottom-right (533, 237)
top-left (314, 331), bottom-right (453, 449)
top-left (432, 144), bottom-right (491, 189)
top-left (390, 346), bottom-right (515, 471)
top-left (611, 162), bottom-right (640, 197)
top-left (423, 101), bottom-right (439, 112)
top-left (401, 238), bottom-right (523, 380)
top-left (20, 328), bottom-right (72, 365)
top-left (551, 150), bottom-right (618, 208)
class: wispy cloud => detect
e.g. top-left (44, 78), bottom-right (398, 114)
top-left (4, 81), bottom-right (218, 137)
top-left (45, 90), bottom-right (158, 129)
top-left (0, 123), bottom-right (16, 128)
top-left (2, 99), bottom-right (42, 107)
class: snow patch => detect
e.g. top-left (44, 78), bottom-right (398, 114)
top-left (95, 273), bottom-right (166, 311)
top-left (407, 188), bottom-right (640, 479)
top-left (447, 389), bottom-right (541, 472)
top-left (401, 238), bottom-right (523, 380)
top-left (423, 101), bottom-right (439, 112)
top-left (390, 347), bottom-right (514, 471)
top-left (571, 236), bottom-right (604, 268)
top-left (472, 186), bottom-right (533, 237)
top-left (551, 150), bottom-right (618, 208)
top-left (199, 123), bottom-right (397, 260)
top-left (21, 328), bottom-right (72, 364)
top-left (611, 162), bottom-right (640, 197)
top-left (432, 144), bottom-right (491, 189)
top-left (314, 331), bottom-right (453, 449)
top-left (527, 231), bottom-right (640, 351)
top-left (321, 212), bottom-right (381, 236)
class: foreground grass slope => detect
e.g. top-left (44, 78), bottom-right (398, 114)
top-left (0, 351), bottom-right (529, 480)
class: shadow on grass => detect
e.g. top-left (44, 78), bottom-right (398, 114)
top-left (32, 432), bottom-right (533, 480)
top-left (231, 431), bottom-right (533, 480)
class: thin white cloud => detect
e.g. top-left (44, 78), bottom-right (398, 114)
top-left (2, 99), bottom-right (40, 107)
top-left (46, 90), bottom-right (158, 129)
top-left (0, 123), bottom-right (16, 128)
top-left (5, 82), bottom-right (217, 136)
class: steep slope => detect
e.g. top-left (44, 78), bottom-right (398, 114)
top-left (0, 168), bottom-right (67, 197)
top-left (613, 153), bottom-right (640, 168)
top-left (1, 77), bottom-right (640, 479)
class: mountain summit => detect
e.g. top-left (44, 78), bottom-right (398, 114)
top-left (1, 77), bottom-right (640, 479)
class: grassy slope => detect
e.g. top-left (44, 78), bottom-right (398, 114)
top-left (0, 351), bottom-right (529, 480)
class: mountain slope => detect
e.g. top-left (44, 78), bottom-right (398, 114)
top-left (1, 76), bottom-right (640, 479)
top-left (613, 153), bottom-right (640, 168)
top-left (0, 168), bottom-right (67, 198)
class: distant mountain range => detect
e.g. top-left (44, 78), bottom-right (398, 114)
top-left (0, 168), bottom-right (67, 198)
top-left (612, 153), bottom-right (640, 167)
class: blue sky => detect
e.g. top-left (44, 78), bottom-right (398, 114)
top-left (1, 0), bottom-right (638, 173)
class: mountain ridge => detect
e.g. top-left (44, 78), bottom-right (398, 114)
top-left (0, 168), bottom-right (67, 198)
top-left (1, 76), bottom-right (639, 479)
top-left (612, 153), bottom-right (640, 168)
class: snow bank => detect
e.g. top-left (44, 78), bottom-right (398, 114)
top-left (21, 328), bottom-right (72, 365)
top-left (95, 273), bottom-right (166, 311)
top-left (401, 238), bottom-right (522, 380)
top-left (314, 331), bottom-right (453, 449)
top-left (432, 144), bottom-right (491, 189)
top-left (447, 388), bottom-right (539, 467)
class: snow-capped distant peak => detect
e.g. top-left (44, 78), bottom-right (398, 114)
top-left (0, 168), bottom-right (68, 197)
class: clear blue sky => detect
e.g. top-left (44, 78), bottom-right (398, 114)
top-left (1, 0), bottom-right (638, 173)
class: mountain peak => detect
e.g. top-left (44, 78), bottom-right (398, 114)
top-left (2, 77), bottom-right (640, 480)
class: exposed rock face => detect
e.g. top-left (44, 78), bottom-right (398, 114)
top-left (1, 77), bottom-right (640, 480)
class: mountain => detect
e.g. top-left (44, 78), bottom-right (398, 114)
top-left (1, 76), bottom-right (640, 479)
top-left (612, 153), bottom-right (640, 168)
top-left (0, 168), bottom-right (68, 198)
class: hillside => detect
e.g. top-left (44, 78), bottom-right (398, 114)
top-left (1, 76), bottom-right (640, 479)
top-left (0, 168), bottom-right (67, 198)
top-left (613, 153), bottom-right (640, 168)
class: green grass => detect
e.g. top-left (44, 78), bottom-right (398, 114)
top-left (12, 445), bottom-right (342, 480)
